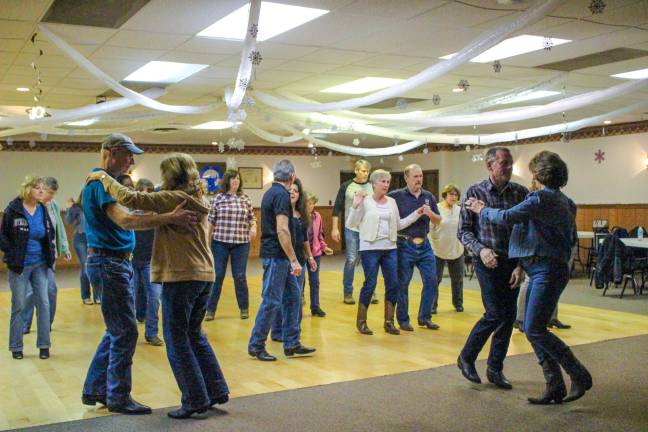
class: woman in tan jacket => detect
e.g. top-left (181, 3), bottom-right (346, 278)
top-left (87, 153), bottom-right (229, 419)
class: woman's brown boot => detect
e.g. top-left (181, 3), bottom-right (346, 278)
top-left (356, 303), bottom-right (373, 335)
top-left (384, 301), bottom-right (400, 335)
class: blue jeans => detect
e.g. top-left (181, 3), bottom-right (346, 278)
top-left (74, 233), bottom-right (98, 301)
top-left (132, 261), bottom-right (161, 338)
top-left (83, 255), bottom-right (138, 405)
top-left (271, 264), bottom-right (305, 340)
top-left (22, 266), bottom-right (57, 332)
top-left (460, 258), bottom-right (519, 372)
top-left (307, 255), bottom-right (321, 310)
top-left (8, 263), bottom-right (50, 351)
top-left (248, 258), bottom-right (301, 351)
top-left (207, 241), bottom-right (250, 313)
top-left (162, 281), bottom-right (229, 410)
top-left (343, 228), bottom-right (360, 296)
top-left (522, 258), bottom-right (571, 364)
top-left (396, 240), bottom-right (438, 324)
top-left (359, 249), bottom-right (399, 307)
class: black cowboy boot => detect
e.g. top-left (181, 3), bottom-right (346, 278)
top-left (528, 358), bottom-right (567, 405)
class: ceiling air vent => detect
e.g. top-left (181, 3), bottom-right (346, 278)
top-left (538, 48), bottom-right (648, 72)
top-left (42, 0), bottom-right (150, 28)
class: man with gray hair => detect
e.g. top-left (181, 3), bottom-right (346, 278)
top-left (248, 160), bottom-right (316, 361)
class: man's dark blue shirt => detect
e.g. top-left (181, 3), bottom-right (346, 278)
top-left (388, 187), bottom-right (439, 238)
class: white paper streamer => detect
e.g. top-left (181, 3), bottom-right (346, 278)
top-left (253, 0), bottom-right (565, 112)
top-left (38, 24), bottom-right (219, 114)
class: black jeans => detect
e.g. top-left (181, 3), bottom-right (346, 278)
top-left (434, 255), bottom-right (464, 309)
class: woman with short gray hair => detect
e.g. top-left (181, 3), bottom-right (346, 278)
top-left (347, 169), bottom-right (433, 335)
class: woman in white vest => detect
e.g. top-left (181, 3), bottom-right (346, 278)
top-left (430, 183), bottom-right (465, 313)
top-left (346, 169), bottom-right (432, 335)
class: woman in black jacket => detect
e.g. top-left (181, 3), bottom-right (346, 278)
top-left (0, 175), bottom-right (56, 360)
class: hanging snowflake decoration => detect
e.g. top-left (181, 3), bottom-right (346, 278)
top-left (238, 78), bottom-right (249, 90)
top-left (396, 98), bottom-right (407, 110)
top-left (422, 147), bottom-right (429, 155)
top-left (40, 131), bottom-right (47, 141)
top-left (457, 79), bottom-right (470, 92)
top-left (380, 158), bottom-right (384, 165)
top-left (493, 60), bottom-right (502, 73)
top-left (6, 137), bottom-right (14, 146)
top-left (352, 138), bottom-right (360, 146)
top-left (243, 97), bottom-right (255, 108)
top-left (29, 139), bottom-right (36, 148)
top-left (227, 137), bottom-right (246, 151)
top-left (543, 37), bottom-right (554, 51)
top-left (327, 151), bottom-right (333, 157)
top-left (594, 149), bottom-right (605, 163)
top-left (226, 157), bottom-right (238, 169)
top-left (560, 132), bottom-right (570, 144)
top-left (248, 50), bottom-right (263, 66)
top-left (218, 141), bottom-right (225, 153)
top-left (589, 0), bottom-right (606, 14)
top-left (249, 23), bottom-right (259, 39)
top-left (398, 155), bottom-right (404, 161)
top-left (392, 135), bottom-right (400, 145)
top-left (432, 94), bottom-right (441, 105)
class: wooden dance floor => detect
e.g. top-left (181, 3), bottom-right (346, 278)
top-left (1, 271), bottom-right (647, 430)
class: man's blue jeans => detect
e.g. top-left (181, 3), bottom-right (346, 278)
top-left (132, 261), bottom-right (161, 338)
top-left (396, 240), bottom-right (438, 324)
top-left (460, 258), bottom-right (519, 372)
top-left (343, 228), bottom-right (360, 296)
top-left (248, 258), bottom-right (301, 351)
top-left (207, 241), bottom-right (250, 313)
top-left (359, 249), bottom-right (398, 307)
top-left (162, 281), bottom-right (229, 410)
top-left (8, 263), bottom-right (50, 352)
top-left (271, 264), bottom-right (305, 340)
top-left (522, 257), bottom-right (571, 364)
top-left (83, 255), bottom-right (138, 405)
top-left (307, 255), bottom-right (322, 310)
top-left (22, 267), bottom-right (57, 332)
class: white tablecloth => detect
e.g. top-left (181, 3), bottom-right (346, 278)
top-left (621, 238), bottom-right (648, 249)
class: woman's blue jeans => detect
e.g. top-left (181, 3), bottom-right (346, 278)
top-left (8, 263), bottom-right (50, 352)
top-left (207, 241), bottom-right (250, 313)
top-left (162, 281), bottom-right (229, 410)
top-left (132, 261), bottom-right (161, 338)
top-left (73, 233), bottom-right (98, 301)
top-left (359, 249), bottom-right (399, 307)
top-left (522, 257), bottom-right (571, 364)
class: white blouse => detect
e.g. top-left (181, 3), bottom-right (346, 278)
top-left (430, 203), bottom-right (464, 260)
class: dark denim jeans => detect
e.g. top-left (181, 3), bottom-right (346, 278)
top-left (22, 267), bottom-right (57, 331)
top-left (207, 241), bottom-right (250, 313)
top-left (434, 255), bottom-right (464, 309)
top-left (460, 258), bottom-right (519, 372)
top-left (396, 240), bottom-right (438, 324)
top-left (73, 233), bottom-right (98, 301)
top-left (132, 261), bottom-right (161, 338)
top-left (161, 281), bottom-right (229, 410)
top-left (271, 265), bottom-right (305, 340)
top-left (8, 263), bottom-right (50, 351)
top-left (343, 228), bottom-right (360, 296)
top-left (359, 249), bottom-right (399, 307)
top-left (83, 255), bottom-right (138, 405)
top-left (521, 258), bottom-right (571, 364)
top-left (307, 255), bottom-right (321, 310)
top-left (248, 258), bottom-right (301, 351)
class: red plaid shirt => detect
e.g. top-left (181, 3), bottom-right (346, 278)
top-left (208, 193), bottom-right (256, 244)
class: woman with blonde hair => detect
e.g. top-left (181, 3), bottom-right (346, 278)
top-left (87, 153), bottom-right (229, 419)
top-left (0, 175), bottom-right (56, 360)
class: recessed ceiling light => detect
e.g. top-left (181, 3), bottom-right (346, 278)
top-left (312, 128), bottom-right (338, 134)
top-left (604, 120), bottom-right (612, 124)
top-left (198, 2), bottom-right (329, 42)
top-left (452, 87), bottom-right (465, 93)
top-left (16, 87), bottom-right (30, 92)
top-left (66, 118), bottom-right (98, 126)
top-left (124, 61), bottom-right (208, 83)
top-left (611, 67), bottom-right (648, 79)
top-left (321, 77), bottom-right (404, 94)
top-left (440, 35), bottom-right (571, 63)
top-left (192, 121), bottom-right (237, 130)
top-left (501, 90), bottom-right (561, 104)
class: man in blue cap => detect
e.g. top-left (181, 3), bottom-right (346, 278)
top-left (81, 133), bottom-right (198, 414)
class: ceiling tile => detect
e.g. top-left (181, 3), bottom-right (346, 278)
top-left (175, 37), bottom-right (243, 55)
top-left (0, 39), bottom-right (26, 53)
top-left (0, 20), bottom-right (35, 39)
top-left (107, 30), bottom-right (191, 50)
top-left (297, 48), bottom-right (373, 65)
top-left (1, 0), bottom-right (52, 21)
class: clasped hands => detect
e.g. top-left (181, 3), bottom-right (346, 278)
top-left (464, 197), bottom-right (486, 214)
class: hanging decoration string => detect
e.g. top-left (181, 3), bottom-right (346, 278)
top-left (252, 0), bottom-right (566, 112)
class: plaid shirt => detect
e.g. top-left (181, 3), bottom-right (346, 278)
top-left (458, 178), bottom-right (528, 257)
top-left (208, 193), bottom-right (256, 244)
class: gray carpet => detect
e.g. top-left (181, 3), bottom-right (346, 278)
top-left (18, 334), bottom-right (648, 432)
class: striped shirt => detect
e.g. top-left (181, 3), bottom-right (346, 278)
top-left (208, 193), bottom-right (256, 244)
top-left (458, 178), bottom-right (528, 257)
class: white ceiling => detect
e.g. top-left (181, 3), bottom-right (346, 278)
top-left (1, 0), bottom-right (647, 148)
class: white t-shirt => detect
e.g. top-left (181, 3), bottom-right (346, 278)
top-left (430, 203), bottom-right (464, 260)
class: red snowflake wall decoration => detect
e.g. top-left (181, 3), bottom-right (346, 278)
top-left (594, 149), bottom-right (605, 164)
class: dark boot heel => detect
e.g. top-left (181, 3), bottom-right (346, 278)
top-left (528, 359), bottom-right (567, 405)
top-left (559, 350), bottom-right (592, 403)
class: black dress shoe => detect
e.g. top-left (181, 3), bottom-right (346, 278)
top-left (548, 319), bottom-right (571, 329)
top-left (431, 309), bottom-right (437, 315)
top-left (167, 406), bottom-right (208, 419)
top-left (417, 318), bottom-right (440, 330)
top-left (248, 348), bottom-right (277, 361)
top-left (486, 368), bottom-right (513, 389)
top-left (455, 305), bottom-right (464, 312)
top-left (82, 393), bottom-right (107, 406)
top-left (210, 394), bottom-right (229, 406)
top-left (399, 322), bottom-right (414, 331)
top-left (39, 348), bottom-right (50, 359)
top-left (311, 307), bottom-right (326, 317)
top-left (108, 397), bottom-right (152, 415)
top-left (12, 351), bottom-right (23, 360)
top-left (457, 355), bottom-right (481, 384)
top-left (284, 344), bottom-right (316, 357)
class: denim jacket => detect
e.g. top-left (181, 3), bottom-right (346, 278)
top-left (479, 188), bottom-right (577, 263)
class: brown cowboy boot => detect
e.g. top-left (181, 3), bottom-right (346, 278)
top-left (356, 303), bottom-right (373, 335)
top-left (383, 301), bottom-right (400, 335)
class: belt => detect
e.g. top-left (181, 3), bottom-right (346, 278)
top-left (398, 235), bottom-right (426, 245)
top-left (88, 247), bottom-right (133, 261)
